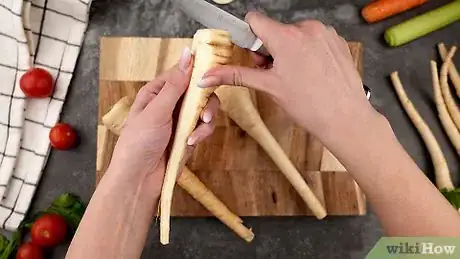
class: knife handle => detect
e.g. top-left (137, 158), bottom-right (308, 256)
top-left (249, 37), bottom-right (271, 57)
top-left (255, 45), bottom-right (270, 57)
top-left (364, 84), bottom-right (371, 100)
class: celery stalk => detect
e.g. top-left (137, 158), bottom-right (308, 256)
top-left (385, 1), bottom-right (460, 47)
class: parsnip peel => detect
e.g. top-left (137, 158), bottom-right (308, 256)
top-left (439, 47), bottom-right (460, 132)
top-left (432, 58), bottom-right (460, 157)
top-left (390, 71), bottom-right (453, 190)
top-left (438, 43), bottom-right (460, 97)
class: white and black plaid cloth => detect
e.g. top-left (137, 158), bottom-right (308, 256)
top-left (0, 0), bottom-right (90, 231)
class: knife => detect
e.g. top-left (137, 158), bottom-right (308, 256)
top-left (175, 0), bottom-right (269, 56)
top-left (176, 0), bottom-right (371, 99)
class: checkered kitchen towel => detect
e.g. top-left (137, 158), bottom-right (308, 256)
top-left (0, 0), bottom-right (90, 231)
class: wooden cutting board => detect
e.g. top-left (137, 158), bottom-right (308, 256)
top-left (97, 37), bottom-right (366, 216)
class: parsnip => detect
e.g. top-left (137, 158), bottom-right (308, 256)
top-left (390, 71), bottom-right (453, 190)
top-left (215, 86), bottom-right (327, 219)
top-left (438, 43), bottom-right (460, 97)
top-left (101, 96), bottom-right (254, 242)
top-left (96, 125), bottom-right (108, 172)
top-left (440, 47), bottom-right (460, 131)
top-left (160, 29), bottom-right (234, 245)
top-left (179, 167), bottom-right (254, 242)
top-left (101, 96), bottom-right (131, 135)
top-left (432, 59), bottom-right (460, 156)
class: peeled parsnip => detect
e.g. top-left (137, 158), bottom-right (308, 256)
top-left (440, 47), bottom-right (460, 131)
top-left (101, 96), bottom-right (254, 242)
top-left (438, 43), bottom-right (460, 97)
top-left (160, 29), bottom-right (234, 245)
top-left (429, 65), bottom-right (457, 190)
top-left (215, 86), bottom-right (327, 219)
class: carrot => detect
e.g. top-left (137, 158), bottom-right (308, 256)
top-left (362, 0), bottom-right (428, 24)
top-left (438, 43), bottom-right (460, 98)
top-left (390, 71), bottom-right (454, 190)
top-left (440, 47), bottom-right (460, 131)
top-left (160, 29), bottom-right (234, 245)
top-left (384, 1), bottom-right (460, 47)
top-left (101, 96), bottom-right (254, 242)
top-left (215, 85), bottom-right (327, 219)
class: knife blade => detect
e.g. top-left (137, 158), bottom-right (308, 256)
top-left (175, 0), bottom-right (371, 99)
top-left (175, 0), bottom-right (268, 55)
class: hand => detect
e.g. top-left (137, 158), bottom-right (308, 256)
top-left (200, 12), bottom-right (378, 146)
top-left (108, 48), bottom-right (220, 191)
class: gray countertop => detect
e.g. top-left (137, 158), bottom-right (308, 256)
top-left (30, 0), bottom-right (460, 258)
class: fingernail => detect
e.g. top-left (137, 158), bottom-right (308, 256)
top-left (179, 47), bottom-right (192, 72)
top-left (187, 136), bottom-right (196, 146)
top-left (202, 110), bottom-right (212, 123)
top-left (198, 76), bottom-right (215, 88)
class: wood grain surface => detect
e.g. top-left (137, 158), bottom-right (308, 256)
top-left (97, 37), bottom-right (366, 216)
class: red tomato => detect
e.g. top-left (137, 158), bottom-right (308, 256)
top-left (20, 68), bottom-right (54, 98)
top-left (31, 214), bottom-right (67, 247)
top-left (49, 123), bottom-right (77, 150)
top-left (16, 242), bottom-right (43, 259)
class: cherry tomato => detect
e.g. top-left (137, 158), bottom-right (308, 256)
top-left (16, 242), bottom-right (43, 259)
top-left (20, 68), bottom-right (54, 98)
top-left (49, 123), bottom-right (77, 150)
top-left (31, 214), bottom-right (67, 247)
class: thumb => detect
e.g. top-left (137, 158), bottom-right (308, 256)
top-left (245, 12), bottom-right (286, 56)
top-left (144, 48), bottom-right (193, 116)
top-left (201, 65), bottom-right (275, 95)
top-left (146, 81), bottom-right (186, 116)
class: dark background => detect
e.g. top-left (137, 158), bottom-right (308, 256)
top-left (29, 0), bottom-right (460, 258)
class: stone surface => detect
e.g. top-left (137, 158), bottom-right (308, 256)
top-left (28, 0), bottom-right (460, 258)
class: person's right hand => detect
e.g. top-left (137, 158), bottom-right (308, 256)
top-left (199, 12), bottom-right (381, 145)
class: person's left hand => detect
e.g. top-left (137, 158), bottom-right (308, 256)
top-left (107, 48), bottom-right (219, 193)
